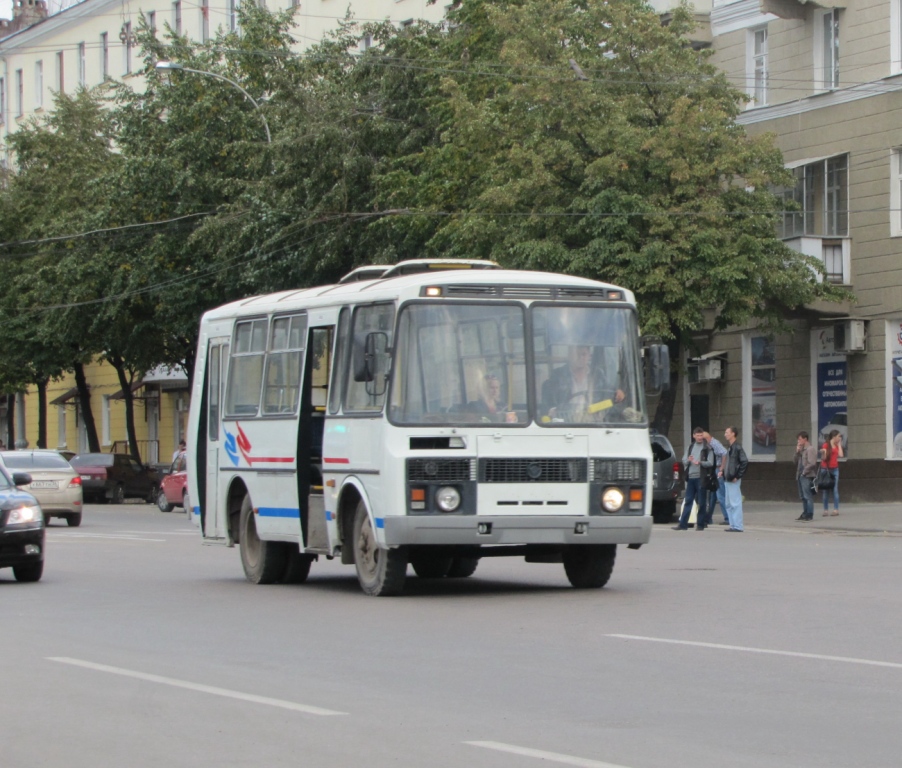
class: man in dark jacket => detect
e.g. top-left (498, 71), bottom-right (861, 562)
top-left (723, 426), bottom-right (748, 532)
top-left (795, 431), bottom-right (818, 521)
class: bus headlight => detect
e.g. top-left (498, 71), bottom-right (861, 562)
top-left (435, 486), bottom-right (461, 512)
top-left (601, 488), bottom-right (625, 513)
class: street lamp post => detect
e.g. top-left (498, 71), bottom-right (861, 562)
top-left (154, 61), bottom-right (272, 144)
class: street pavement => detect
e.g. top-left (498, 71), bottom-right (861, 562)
top-left (718, 499), bottom-right (902, 535)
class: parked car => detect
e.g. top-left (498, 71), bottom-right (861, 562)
top-left (0, 464), bottom-right (44, 582)
top-left (69, 453), bottom-right (160, 504)
top-left (157, 453), bottom-right (189, 515)
top-left (57, 450), bottom-right (77, 463)
top-left (650, 431), bottom-right (682, 524)
top-left (0, 450), bottom-right (83, 527)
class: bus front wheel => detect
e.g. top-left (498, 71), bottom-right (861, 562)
top-left (352, 501), bottom-right (406, 596)
top-left (562, 545), bottom-right (616, 589)
top-left (239, 495), bottom-right (287, 584)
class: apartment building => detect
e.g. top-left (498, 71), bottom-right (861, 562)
top-left (677, 0), bottom-right (902, 500)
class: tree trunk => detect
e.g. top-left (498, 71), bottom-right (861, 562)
top-left (110, 354), bottom-right (142, 464)
top-left (36, 378), bottom-right (48, 449)
top-left (73, 362), bottom-right (101, 453)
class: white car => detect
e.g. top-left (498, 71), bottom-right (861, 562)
top-left (819, 412), bottom-right (848, 452)
top-left (0, 450), bottom-right (84, 527)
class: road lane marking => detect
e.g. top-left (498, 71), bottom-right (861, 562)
top-left (48, 657), bottom-right (347, 716)
top-left (47, 533), bottom-right (165, 542)
top-left (117, 530), bottom-right (198, 535)
top-left (465, 741), bottom-right (634, 768)
top-left (607, 635), bottom-right (902, 670)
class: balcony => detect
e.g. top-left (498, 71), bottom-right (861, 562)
top-left (784, 236), bottom-right (853, 316)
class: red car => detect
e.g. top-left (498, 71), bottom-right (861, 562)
top-left (157, 453), bottom-right (189, 515)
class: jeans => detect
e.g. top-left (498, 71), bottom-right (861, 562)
top-left (797, 475), bottom-right (814, 519)
top-left (821, 468), bottom-right (839, 510)
top-left (724, 478), bottom-right (743, 531)
top-left (677, 477), bottom-right (708, 529)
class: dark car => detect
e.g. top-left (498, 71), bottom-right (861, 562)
top-left (651, 432), bottom-right (682, 524)
top-left (69, 453), bottom-right (160, 504)
top-left (0, 465), bottom-right (44, 582)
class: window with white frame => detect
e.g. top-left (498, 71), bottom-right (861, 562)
top-left (778, 155), bottom-right (848, 239)
top-left (173, 1), bottom-right (182, 34)
top-left (748, 26), bottom-right (768, 107)
top-left (101, 32), bottom-right (109, 80)
top-left (56, 51), bottom-right (64, 93)
top-left (102, 396), bottom-right (111, 446)
top-left (228, 0), bottom-right (237, 32)
top-left (0, 78), bottom-right (5, 126)
top-left (122, 23), bottom-right (133, 75)
top-left (892, 149), bottom-right (902, 237)
top-left (815, 8), bottom-right (839, 91)
top-left (147, 11), bottom-right (156, 32)
top-left (893, 0), bottom-right (902, 74)
top-left (78, 43), bottom-right (86, 86)
top-left (15, 69), bottom-right (23, 117)
top-left (34, 61), bottom-right (43, 109)
top-left (57, 405), bottom-right (67, 449)
top-left (200, 0), bottom-right (209, 42)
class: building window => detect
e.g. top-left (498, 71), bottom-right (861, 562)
top-left (78, 43), bottom-right (86, 86)
top-left (747, 335), bottom-right (777, 459)
top-left (359, 34), bottom-right (373, 52)
top-left (893, 0), bottom-right (902, 74)
top-left (0, 78), bottom-right (5, 126)
top-left (147, 11), bottom-right (156, 32)
top-left (200, 0), bottom-right (209, 42)
top-left (173, 1), bottom-right (182, 34)
top-left (101, 33), bottom-right (109, 80)
top-left (748, 26), bottom-right (767, 107)
top-left (892, 150), bottom-right (902, 237)
top-left (228, 0), bottom-right (237, 32)
top-left (778, 155), bottom-right (848, 238)
top-left (56, 51), bottom-right (64, 93)
top-left (815, 8), bottom-right (839, 91)
top-left (15, 69), bottom-right (23, 117)
top-left (102, 396), bottom-right (111, 446)
top-left (122, 23), bottom-right (133, 75)
top-left (34, 61), bottom-right (43, 109)
top-left (57, 405), bottom-right (67, 449)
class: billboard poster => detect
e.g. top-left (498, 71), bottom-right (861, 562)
top-left (750, 336), bottom-right (776, 456)
top-left (889, 319), bottom-right (902, 458)
top-left (813, 327), bottom-right (848, 456)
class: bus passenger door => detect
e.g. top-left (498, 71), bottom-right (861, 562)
top-left (202, 338), bottom-right (229, 542)
top-left (298, 326), bottom-right (333, 551)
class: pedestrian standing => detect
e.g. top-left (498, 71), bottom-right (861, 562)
top-left (794, 431), bottom-right (818, 521)
top-left (819, 430), bottom-right (843, 516)
top-left (673, 427), bottom-right (713, 531)
top-left (702, 430), bottom-right (728, 525)
top-left (172, 439), bottom-right (187, 462)
top-left (723, 426), bottom-right (748, 532)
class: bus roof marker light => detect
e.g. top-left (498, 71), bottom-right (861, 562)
top-left (424, 286), bottom-right (442, 297)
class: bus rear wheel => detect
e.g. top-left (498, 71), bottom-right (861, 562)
top-left (562, 545), bottom-right (616, 589)
top-left (410, 554), bottom-right (454, 579)
top-left (239, 494), bottom-right (287, 584)
top-left (447, 557), bottom-right (479, 578)
top-left (352, 500), bottom-right (406, 596)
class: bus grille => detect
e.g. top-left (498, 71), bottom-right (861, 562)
top-left (593, 459), bottom-right (646, 483)
top-left (479, 458), bottom-right (588, 483)
top-left (407, 458), bottom-right (473, 482)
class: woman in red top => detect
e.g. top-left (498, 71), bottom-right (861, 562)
top-left (820, 430), bottom-right (844, 516)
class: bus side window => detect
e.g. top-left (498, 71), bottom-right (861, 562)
top-left (262, 314), bottom-right (306, 415)
top-left (225, 318), bottom-right (267, 417)
top-left (345, 304), bottom-right (394, 413)
top-left (329, 308), bottom-right (351, 414)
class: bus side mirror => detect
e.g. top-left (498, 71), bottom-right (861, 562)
top-left (644, 343), bottom-right (670, 394)
top-left (353, 332), bottom-right (389, 396)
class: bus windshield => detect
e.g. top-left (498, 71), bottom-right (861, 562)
top-left (390, 302), bottom-right (645, 426)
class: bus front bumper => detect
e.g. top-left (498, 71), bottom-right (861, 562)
top-left (380, 514), bottom-right (652, 547)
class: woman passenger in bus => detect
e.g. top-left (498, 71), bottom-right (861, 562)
top-left (467, 374), bottom-right (503, 417)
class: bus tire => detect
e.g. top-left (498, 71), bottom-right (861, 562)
top-left (352, 500), bottom-right (406, 596)
top-left (562, 545), bottom-right (616, 589)
top-left (410, 554), bottom-right (453, 579)
top-left (447, 556), bottom-right (479, 578)
top-left (239, 495), bottom-right (287, 584)
top-left (281, 548), bottom-right (314, 584)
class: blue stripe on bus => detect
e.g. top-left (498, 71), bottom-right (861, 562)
top-left (375, 517), bottom-right (385, 529)
top-left (257, 507), bottom-right (300, 518)
top-left (325, 510), bottom-right (332, 521)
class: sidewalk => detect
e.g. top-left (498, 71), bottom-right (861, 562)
top-left (728, 501), bottom-right (902, 534)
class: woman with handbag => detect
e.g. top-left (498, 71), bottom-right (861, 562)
top-left (819, 430), bottom-right (844, 516)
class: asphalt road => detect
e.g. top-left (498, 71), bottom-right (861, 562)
top-left (2, 504), bottom-right (901, 768)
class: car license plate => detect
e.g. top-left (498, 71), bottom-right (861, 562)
top-left (30, 481), bottom-right (58, 489)
top-left (80, 475), bottom-right (92, 481)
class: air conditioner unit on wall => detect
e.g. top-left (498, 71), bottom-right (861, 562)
top-left (687, 354), bottom-right (726, 383)
top-left (834, 319), bottom-right (867, 354)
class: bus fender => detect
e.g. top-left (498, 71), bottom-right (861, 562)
top-left (336, 477), bottom-right (381, 564)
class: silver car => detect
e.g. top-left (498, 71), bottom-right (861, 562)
top-left (0, 450), bottom-right (84, 527)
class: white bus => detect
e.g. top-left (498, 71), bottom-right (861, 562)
top-left (186, 260), bottom-right (669, 596)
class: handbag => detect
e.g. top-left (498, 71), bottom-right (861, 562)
top-left (705, 466), bottom-right (720, 493)
top-left (815, 467), bottom-right (835, 491)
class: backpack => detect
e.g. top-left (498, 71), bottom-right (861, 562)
top-left (702, 446), bottom-right (720, 492)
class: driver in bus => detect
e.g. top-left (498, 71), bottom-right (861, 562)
top-left (542, 345), bottom-right (625, 420)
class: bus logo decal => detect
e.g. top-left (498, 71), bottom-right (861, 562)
top-left (224, 424), bottom-right (295, 467)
